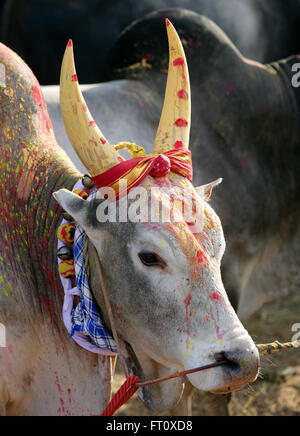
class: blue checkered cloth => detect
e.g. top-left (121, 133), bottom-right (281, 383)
top-left (71, 221), bottom-right (117, 353)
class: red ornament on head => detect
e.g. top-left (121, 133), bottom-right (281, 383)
top-left (150, 154), bottom-right (171, 178)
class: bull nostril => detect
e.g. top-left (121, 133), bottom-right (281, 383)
top-left (215, 352), bottom-right (241, 373)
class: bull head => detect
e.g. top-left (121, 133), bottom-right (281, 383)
top-left (54, 20), bottom-right (259, 412)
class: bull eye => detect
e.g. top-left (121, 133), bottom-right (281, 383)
top-left (138, 252), bottom-right (166, 268)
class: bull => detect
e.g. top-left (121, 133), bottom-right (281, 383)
top-left (0, 18), bottom-right (259, 415)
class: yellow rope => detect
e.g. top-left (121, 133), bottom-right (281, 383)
top-left (256, 340), bottom-right (300, 356)
top-left (114, 142), bottom-right (147, 158)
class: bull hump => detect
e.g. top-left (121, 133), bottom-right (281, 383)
top-left (0, 43), bottom-right (57, 149)
top-left (0, 43), bottom-right (77, 192)
top-left (107, 9), bottom-right (229, 80)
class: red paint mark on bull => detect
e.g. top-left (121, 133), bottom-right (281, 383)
top-left (188, 38), bottom-right (200, 47)
top-left (196, 250), bottom-right (206, 263)
top-left (184, 292), bottom-right (192, 349)
top-left (71, 74), bottom-right (78, 82)
top-left (144, 53), bottom-right (154, 62)
top-left (178, 89), bottom-right (188, 100)
top-left (210, 292), bottom-right (222, 302)
top-left (227, 84), bottom-right (235, 93)
top-left (238, 157), bottom-right (246, 168)
top-left (174, 140), bottom-right (184, 149)
top-left (174, 118), bottom-right (188, 127)
top-left (173, 57), bottom-right (185, 67)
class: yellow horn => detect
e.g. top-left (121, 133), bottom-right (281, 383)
top-left (60, 40), bottom-right (122, 176)
top-left (153, 19), bottom-right (191, 154)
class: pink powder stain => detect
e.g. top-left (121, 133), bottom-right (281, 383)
top-left (226, 84), bottom-right (235, 93)
top-left (67, 40), bottom-right (73, 47)
top-left (67, 388), bottom-right (72, 405)
top-left (89, 120), bottom-right (96, 127)
top-left (209, 291), bottom-right (222, 302)
top-left (31, 85), bottom-right (53, 134)
top-left (31, 86), bottom-right (43, 106)
top-left (144, 53), bottom-right (154, 62)
top-left (82, 103), bottom-right (87, 112)
top-left (88, 140), bottom-right (96, 149)
top-left (55, 375), bottom-right (63, 394)
top-left (100, 137), bottom-right (106, 144)
top-left (188, 38), bottom-right (200, 47)
top-left (71, 74), bottom-right (78, 82)
top-left (238, 157), bottom-right (246, 168)
top-left (174, 118), bottom-right (188, 127)
top-left (196, 250), bottom-right (206, 264)
top-left (178, 89), bottom-right (188, 100)
top-left (184, 292), bottom-right (192, 349)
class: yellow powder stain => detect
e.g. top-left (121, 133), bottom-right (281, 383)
top-left (4, 88), bottom-right (14, 98)
top-left (1, 287), bottom-right (9, 298)
top-left (204, 208), bottom-right (216, 230)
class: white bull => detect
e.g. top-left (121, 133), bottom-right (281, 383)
top-left (0, 20), bottom-right (259, 416)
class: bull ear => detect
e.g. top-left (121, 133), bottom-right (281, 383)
top-left (53, 189), bottom-right (89, 227)
top-left (195, 178), bottom-right (222, 201)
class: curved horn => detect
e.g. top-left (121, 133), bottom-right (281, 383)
top-left (152, 19), bottom-right (191, 154)
top-left (60, 40), bottom-right (122, 176)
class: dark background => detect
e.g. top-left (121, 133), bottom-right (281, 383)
top-left (1, 0), bottom-right (300, 85)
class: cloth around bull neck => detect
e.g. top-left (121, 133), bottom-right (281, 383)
top-left (58, 180), bottom-right (117, 355)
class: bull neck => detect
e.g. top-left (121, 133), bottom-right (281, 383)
top-left (27, 151), bottom-right (80, 330)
